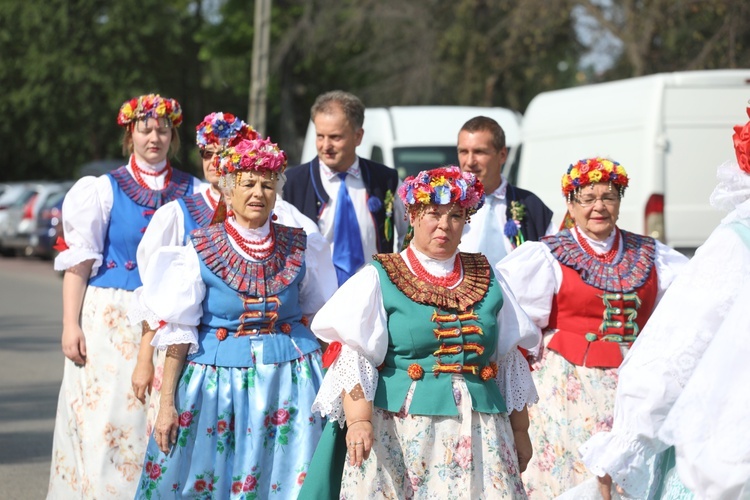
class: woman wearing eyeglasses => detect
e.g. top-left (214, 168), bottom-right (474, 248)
top-left (496, 158), bottom-right (688, 498)
top-left (48, 94), bottom-right (202, 498)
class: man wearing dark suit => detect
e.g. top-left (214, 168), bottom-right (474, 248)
top-left (283, 91), bottom-right (406, 286)
top-left (457, 115), bottom-right (554, 267)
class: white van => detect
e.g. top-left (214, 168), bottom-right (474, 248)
top-left (299, 106), bottom-right (522, 180)
top-left (516, 69), bottom-right (750, 253)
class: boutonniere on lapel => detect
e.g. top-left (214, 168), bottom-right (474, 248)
top-left (504, 200), bottom-right (526, 249)
top-left (368, 190), bottom-right (395, 242)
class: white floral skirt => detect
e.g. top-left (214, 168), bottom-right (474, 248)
top-left (48, 286), bottom-right (148, 499)
top-left (341, 375), bottom-right (527, 499)
top-left (523, 339), bottom-right (621, 499)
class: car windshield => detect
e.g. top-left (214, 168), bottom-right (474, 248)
top-left (393, 147), bottom-right (459, 180)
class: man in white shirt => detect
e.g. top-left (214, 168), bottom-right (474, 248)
top-left (283, 91), bottom-right (406, 286)
top-left (457, 116), bottom-right (555, 266)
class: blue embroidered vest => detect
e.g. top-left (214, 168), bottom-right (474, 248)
top-left (372, 253), bottom-right (505, 416)
top-left (89, 166), bottom-right (194, 290)
top-left (177, 192), bottom-right (214, 244)
top-left (187, 223), bottom-right (321, 367)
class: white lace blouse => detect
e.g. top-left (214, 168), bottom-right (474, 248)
top-left (579, 161), bottom-right (750, 498)
top-left (310, 245), bottom-right (541, 426)
top-left (54, 157), bottom-right (202, 276)
top-left (128, 216), bottom-right (338, 354)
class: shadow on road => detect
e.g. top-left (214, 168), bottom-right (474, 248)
top-left (0, 382), bottom-right (59, 423)
top-left (0, 430), bottom-right (53, 465)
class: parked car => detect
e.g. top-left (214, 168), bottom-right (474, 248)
top-left (0, 181), bottom-right (73, 257)
top-left (0, 183), bottom-right (37, 256)
top-left (30, 188), bottom-right (68, 259)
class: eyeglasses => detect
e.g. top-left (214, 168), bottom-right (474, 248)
top-left (199, 149), bottom-right (218, 160)
top-left (574, 195), bottom-right (620, 207)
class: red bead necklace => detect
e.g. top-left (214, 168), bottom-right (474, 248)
top-left (130, 156), bottom-right (172, 190)
top-left (574, 226), bottom-right (620, 263)
top-left (224, 220), bottom-right (275, 260)
top-left (205, 188), bottom-right (219, 210)
top-left (406, 246), bottom-right (462, 287)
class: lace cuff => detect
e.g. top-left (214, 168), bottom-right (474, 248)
top-left (579, 431), bottom-right (655, 498)
top-left (53, 247), bottom-right (103, 275)
top-left (151, 323), bottom-right (199, 355)
top-left (311, 345), bottom-right (379, 426)
top-left (496, 348), bottom-right (538, 412)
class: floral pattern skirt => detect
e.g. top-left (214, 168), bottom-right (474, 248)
top-left (135, 345), bottom-right (325, 499)
top-left (340, 376), bottom-right (527, 499)
top-left (48, 286), bottom-right (148, 499)
top-left (523, 339), bottom-right (621, 499)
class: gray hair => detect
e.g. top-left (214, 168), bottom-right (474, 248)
top-left (311, 90), bottom-right (365, 129)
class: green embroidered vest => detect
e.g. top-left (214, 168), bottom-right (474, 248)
top-left (372, 252), bottom-right (506, 416)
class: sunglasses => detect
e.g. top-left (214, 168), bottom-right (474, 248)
top-left (200, 149), bottom-right (218, 160)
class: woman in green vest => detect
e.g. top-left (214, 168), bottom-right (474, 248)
top-left (301, 166), bottom-right (540, 499)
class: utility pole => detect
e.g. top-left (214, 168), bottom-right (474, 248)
top-left (248, 0), bottom-right (271, 136)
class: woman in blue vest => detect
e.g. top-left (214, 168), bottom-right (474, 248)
top-left (130, 136), bottom-right (336, 498)
top-left (302, 166), bottom-right (540, 499)
top-left (48, 94), bottom-right (202, 498)
top-left (131, 112), bottom-right (257, 434)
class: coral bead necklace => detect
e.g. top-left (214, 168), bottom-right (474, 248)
top-left (224, 220), bottom-right (275, 260)
top-left (130, 155), bottom-right (172, 190)
top-left (406, 246), bottom-right (462, 287)
top-left (205, 188), bottom-right (219, 210)
top-left (574, 225), bottom-right (620, 263)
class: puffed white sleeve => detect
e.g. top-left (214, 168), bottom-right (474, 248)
top-left (136, 200), bottom-right (185, 282)
top-left (298, 232), bottom-right (337, 316)
top-left (579, 224), bottom-right (750, 498)
top-left (54, 175), bottom-right (113, 274)
top-left (310, 264), bottom-right (388, 426)
top-left (495, 241), bottom-right (560, 331)
top-left (273, 198), bottom-right (321, 235)
top-left (653, 240), bottom-right (689, 303)
top-left (128, 245), bottom-right (206, 354)
top-left (492, 271), bottom-right (541, 412)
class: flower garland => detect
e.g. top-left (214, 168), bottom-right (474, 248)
top-left (397, 165), bottom-right (485, 218)
top-left (561, 157), bottom-right (629, 200)
top-left (196, 112), bottom-right (258, 149)
top-left (218, 137), bottom-right (287, 178)
top-left (117, 94), bottom-right (182, 128)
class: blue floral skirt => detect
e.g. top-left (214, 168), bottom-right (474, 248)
top-left (135, 347), bottom-right (324, 499)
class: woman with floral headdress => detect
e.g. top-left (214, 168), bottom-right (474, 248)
top-left (131, 114), bottom-right (333, 436)
top-left (496, 158), bottom-right (688, 498)
top-left (129, 137), bottom-right (336, 497)
top-left (300, 165), bottom-right (540, 499)
top-left (576, 106), bottom-right (750, 499)
top-left (48, 94), bottom-right (202, 498)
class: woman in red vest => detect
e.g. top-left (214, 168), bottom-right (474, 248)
top-left (497, 158), bottom-right (688, 498)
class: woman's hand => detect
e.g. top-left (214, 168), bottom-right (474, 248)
top-left (513, 429), bottom-right (533, 472)
top-left (597, 474), bottom-right (625, 500)
top-left (346, 420), bottom-right (374, 467)
top-left (61, 325), bottom-right (87, 365)
top-left (131, 357), bottom-right (154, 404)
top-left (154, 403), bottom-right (179, 454)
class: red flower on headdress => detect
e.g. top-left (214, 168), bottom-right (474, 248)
top-left (733, 107), bottom-right (750, 174)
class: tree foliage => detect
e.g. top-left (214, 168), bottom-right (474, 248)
top-left (0, 0), bottom-right (748, 180)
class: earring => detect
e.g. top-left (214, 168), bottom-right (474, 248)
top-left (271, 213), bottom-right (278, 222)
top-left (227, 209), bottom-right (235, 218)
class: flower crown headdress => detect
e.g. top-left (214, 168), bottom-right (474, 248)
top-left (732, 105), bottom-right (750, 174)
top-left (561, 157), bottom-right (629, 201)
top-left (196, 112), bottom-right (258, 149)
top-left (117, 94), bottom-right (183, 128)
top-left (397, 165), bottom-right (485, 218)
top-left (218, 137), bottom-right (288, 178)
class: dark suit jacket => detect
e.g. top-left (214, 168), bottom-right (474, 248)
top-left (283, 157), bottom-right (400, 253)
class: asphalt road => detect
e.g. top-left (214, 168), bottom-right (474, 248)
top-left (0, 256), bottom-right (63, 499)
